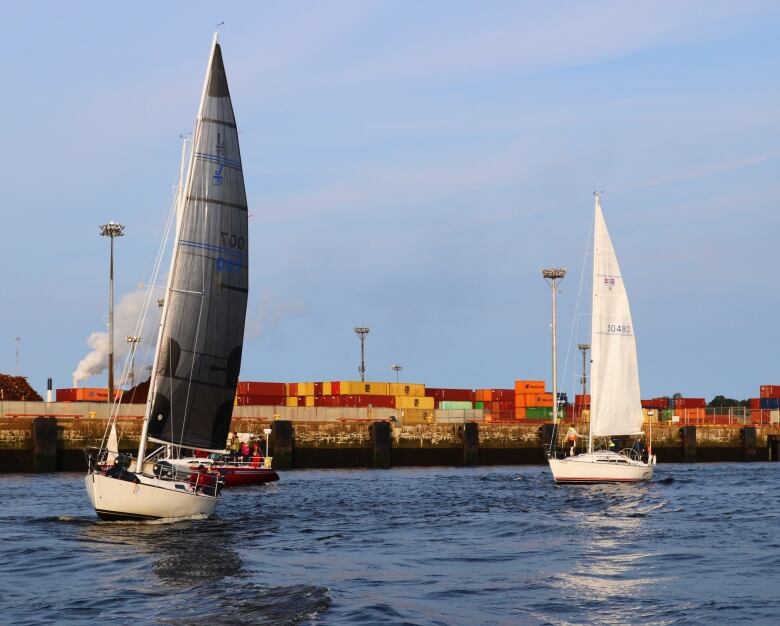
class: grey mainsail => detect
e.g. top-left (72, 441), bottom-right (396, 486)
top-left (147, 40), bottom-right (248, 451)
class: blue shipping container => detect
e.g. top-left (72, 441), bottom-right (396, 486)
top-left (760, 397), bottom-right (780, 409)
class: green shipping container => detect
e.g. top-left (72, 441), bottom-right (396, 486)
top-left (660, 409), bottom-right (673, 421)
top-left (526, 407), bottom-right (553, 419)
top-left (474, 401), bottom-right (484, 409)
top-left (439, 401), bottom-right (473, 410)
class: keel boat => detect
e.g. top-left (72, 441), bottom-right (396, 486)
top-left (548, 193), bottom-right (655, 484)
top-left (86, 34), bottom-right (250, 520)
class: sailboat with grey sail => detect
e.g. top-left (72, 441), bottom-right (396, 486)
top-left (85, 34), bottom-right (250, 520)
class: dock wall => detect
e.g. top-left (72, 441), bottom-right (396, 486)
top-left (1, 401), bottom-right (777, 471)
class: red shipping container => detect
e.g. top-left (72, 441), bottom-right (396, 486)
top-left (749, 398), bottom-right (761, 409)
top-left (236, 394), bottom-right (285, 406)
top-left (483, 389), bottom-right (514, 402)
top-left (760, 385), bottom-right (780, 398)
top-left (237, 381), bottom-right (286, 396)
top-left (287, 383), bottom-right (298, 396)
top-left (56, 388), bottom-right (77, 402)
top-left (425, 388), bottom-right (474, 402)
top-left (575, 394), bottom-right (591, 406)
top-left (330, 381), bottom-right (341, 395)
top-left (674, 397), bottom-right (706, 409)
top-left (314, 382), bottom-right (323, 395)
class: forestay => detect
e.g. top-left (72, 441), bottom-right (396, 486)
top-left (589, 196), bottom-right (643, 437)
top-left (147, 40), bottom-right (248, 451)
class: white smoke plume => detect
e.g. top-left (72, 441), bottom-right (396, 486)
top-left (72, 290), bottom-right (159, 386)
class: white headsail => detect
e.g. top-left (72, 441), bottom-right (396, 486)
top-left (589, 195), bottom-right (643, 436)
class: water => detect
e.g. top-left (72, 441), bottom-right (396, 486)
top-left (2, 464), bottom-right (779, 625)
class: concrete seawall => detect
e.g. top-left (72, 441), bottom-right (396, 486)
top-left (1, 401), bottom-right (777, 471)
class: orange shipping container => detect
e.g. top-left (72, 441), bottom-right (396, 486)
top-left (515, 380), bottom-right (545, 393)
top-left (515, 393), bottom-right (527, 408)
top-left (525, 393), bottom-right (553, 408)
top-left (514, 407), bottom-right (527, 420)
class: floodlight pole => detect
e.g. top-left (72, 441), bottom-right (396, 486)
top-left (542, 268), bottom-right (567, 425)
top-left (11, 336), bottom-right (20, 376)
top-left (126, 336), bottom-right (141, 389)
top-left (354, 327), bottom-right (370, 382)
top-left (391, 364), bottom-right (403, 383)
top-left (100, 221), bottom-right (125, 408)
top-left (577, 342), bottom-right (590, 426)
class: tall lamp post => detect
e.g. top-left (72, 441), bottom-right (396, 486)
top-left (126, 336), bottom-right (141, 389)
top-left (391, 364), bottom-right (403, 383)
top-left (577, 342), bottom-right (590, 425)
top-left (577, 343), bottom-right (590, 398)
top-left (101, 221), bottom-right (125, 406)
top-left (354, 327), bottom-right (370, 382)
top-left (11, 336), bottom-right (20, 376)
top-left (542, 267), bottom-right (566, 423)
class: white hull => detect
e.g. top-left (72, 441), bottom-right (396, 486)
top-left (85, 471), bottom-right (217, 521)
top-left (548, 451), bottom-right (654, 484)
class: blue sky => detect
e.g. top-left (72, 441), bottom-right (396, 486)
top-left (1, 1), bottom-right (779, 400)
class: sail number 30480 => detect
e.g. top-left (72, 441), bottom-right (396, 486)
top-left (607, 324), bottom-right (632, 334)
top-left (220, 231), bottom-right (245, 250)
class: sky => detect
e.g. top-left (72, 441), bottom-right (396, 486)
top-left (1, 1), bottom-right (779, 401)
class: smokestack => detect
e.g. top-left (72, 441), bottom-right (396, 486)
top-left (46, 378), bottom-right (53, 403)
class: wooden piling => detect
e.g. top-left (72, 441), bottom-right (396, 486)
top-left (370, 421), bottom-right (391, 468)
top-left (741, 426), bottom-right (757, 462)
top-left (271, 420), bottom-right (293, 469)
top-left (539, 423), bottom-right (558, 456)
top-left (680, 425), bottom-right (697, 463)
top-left (768, 434), bottom-right (780, 462)
top-left (31, 417), bottom-right (57, 472)
top-left (462, 422), bottom-right (479, 466)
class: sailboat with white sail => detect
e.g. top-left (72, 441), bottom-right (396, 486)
top-left (548, 193), bottom-right (655, 484)
top-left (85, 34), bottom-right (250, 520)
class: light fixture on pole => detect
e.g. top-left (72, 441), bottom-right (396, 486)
top-left (263, 427), bottom-right (272, 459)
top-left (125, 336), bottom-right (141, 389)
top-left (542, 267), bottom-right (566, 424)
top-left (11, 336), bottom-right (20, 376)
top-left (354, 327), bottom-right (370, 382)
top-left (577, 343), bottom-right (590, 399)
top-left (577, 342), bottom-right (590, 425)
top-left (391, 364), bottom-right (403, 383)
top-left (100, 220), bottom-right (125, 406)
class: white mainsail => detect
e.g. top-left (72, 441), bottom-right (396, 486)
top-left (589, 195), bottom-right (643, 437)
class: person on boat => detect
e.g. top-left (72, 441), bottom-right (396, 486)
top-left (229, 432), bottom-right (240, 460)
top-left (105, 454), bottom-right (140, 484)
top-left (240, 440), bottom-right (250, 461)
top-left (250, 442), bottom-right (262, 467)
top-left (189, 464), bottom-right (219, 495)
top-left (565, 426), bottom-right (579, 456)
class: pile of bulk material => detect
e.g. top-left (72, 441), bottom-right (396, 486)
top-left (0, 374), bottom-right (42, 401)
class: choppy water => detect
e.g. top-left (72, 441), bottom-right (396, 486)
top-left (2, 464), bottom-right (779, 625)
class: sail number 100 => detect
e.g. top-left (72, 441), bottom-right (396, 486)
top-left (220, 231), bottom-right (245, 250)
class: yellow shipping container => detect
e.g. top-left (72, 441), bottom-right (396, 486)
top-left (285, 397), bottom-right (298, 407)
top-left (400, 408), bottom-right (434, 425)
top-left (323, 381), bottom-right (332, 395)
top-left (642, 408), bottom-right (656, 422)
top-left (388, 383), bottom-right (425, 397)
top-left (339, 381), bottom-right (390, 395)
top-left (395, 395), bottom-right (434, 410)
top-left (305, 395), bottom-right (315, 407)
top-left (297, 382), bottom-right (315, 396)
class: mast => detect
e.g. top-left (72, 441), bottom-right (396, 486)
top-left (588, 192), bottom-right (599, 455)
top-left (136, 33), bottom-right (219, 472)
